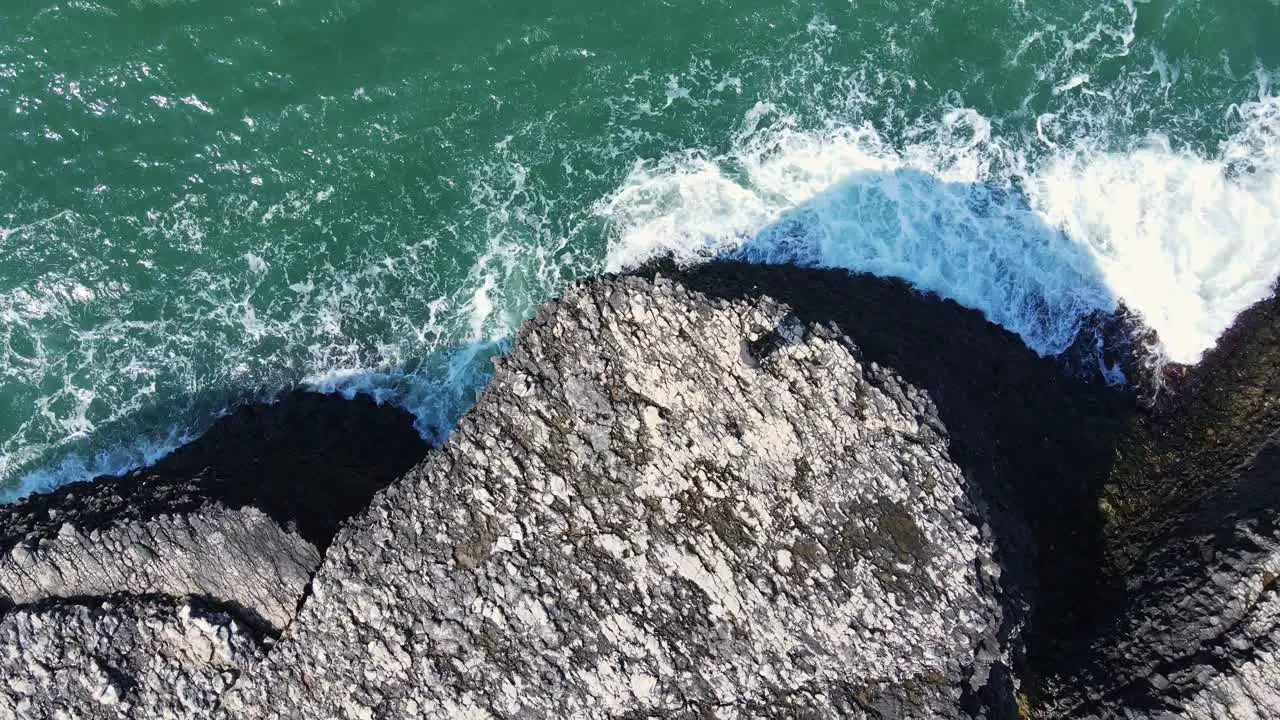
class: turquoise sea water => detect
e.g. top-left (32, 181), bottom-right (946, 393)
top-left (2, 0), bottom-right (1279, 498)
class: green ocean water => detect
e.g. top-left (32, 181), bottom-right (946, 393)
top-left (2, 0), bottom-right (1279, 497)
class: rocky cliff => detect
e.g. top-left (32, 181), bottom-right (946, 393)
top-left (0, 264), bottom-right (1275, 719)
top-left (0, 392), bottom-right (428, 635)
top-left (1052, 434), bottom-right (1280, 718)
top-left (221, 272), bottom-right (1021, 719)
top-left (1048, 289), bottom-right (1280, 718)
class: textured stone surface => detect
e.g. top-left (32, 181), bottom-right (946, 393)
top-left (5, 266), bottom-right (1273, 719)
top-left (1103, 281), bottom-right (1280, 567)
top-left (0, 493), bottom-right (320, 632)
top-left (643, 261), bottom-right (1132, 676)
top-left (1053, 435), bottom-right (1280, 718)
top-left (0, 596), bottom-right (267, 720)
top-left (1183, 632), bottom-right (1280, 720)
top-left (0, 391), bottom-right (430, 633)
top-left (223, 274), bottom-right (1019, 719)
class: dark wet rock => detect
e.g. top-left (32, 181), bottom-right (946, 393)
top-left (1042, 288), bottom-right (1280, 718)
top-left (1057, 304), bottom-right (1161, 394)
top-left (0, 392), bottom-right (429, 632)
top-left (1103, 284), bottom-right (1280, 570)
top-left (1050, 434), bottom-right (1280, 718)
top-left (128, 390), bottom-right (432, 550)
top-left (223, 273), bottom-right (1022, 718)
top-left (0, 595), bottom-right (267, 719)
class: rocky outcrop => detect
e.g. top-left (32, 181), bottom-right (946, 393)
top-left (0, 392), bottom-right (428, 717)
top-left (0, 493), bottom-right (318, 633)
top-left (1050, 434), bottom-right (1280, 718)
top-left (0, 596), bottom-right (267, 719)
top-left (1032, 287), bottom-right (1280, 718)
top-left (1103, 285), bottom-right (1280, 571)
top-left (119, 390), bottom-right (433, 550)
top-left (643, 260), bottom-right (1134, 677)
top-left (222, 273), bottom-right (1021, 718)
top-left (1184, 631), bottom-right (1280, 720)
top-left (0, 392), bottom-right (428, 634)
top-left (0, 263), bottom-right (1275, 719)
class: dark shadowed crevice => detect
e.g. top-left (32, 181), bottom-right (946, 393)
top-left (3, 591), bottom-right (275, 638)
top-left (1, 391), bottom-right (430, 552)
top-left (140, 390), bottom-right (431, 549)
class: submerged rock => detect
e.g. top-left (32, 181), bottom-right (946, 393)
top-left (223, 274), bottom-right (1020, 718)
top-left (0, 596), bottom-right (266, 719)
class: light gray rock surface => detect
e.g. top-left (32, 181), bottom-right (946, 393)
top-left (1055, 435), bottom-right (1280, 718)
top-left (1180, 598), bottom-right (1280, 720)
top-left (0, 596), bottom-right (267, 720)
top-left (0, 478), bottom-right (321, 632)
top-left (8, 269), bottom-right (1277, 718)
top-left (0, 389), bottom-right (430, 638)
top-left (223, 274), bottom-right (1019, 719)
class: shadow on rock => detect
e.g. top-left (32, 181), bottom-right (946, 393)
top-left (1105, 284), bottom-right (1280, 568)
top-left (640, 259), bottom-right (1280, 716)
top-left (0, 390), bottom-right (430, 634)
top-left (1048, 289), bottom-right (1280, 717)
top-left (129, 390), bottom-right (431, 549)
top-left (4, 390), bottom-right (430, 552)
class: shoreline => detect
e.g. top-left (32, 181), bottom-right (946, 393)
top-left (0, 263), bottom-right (1277, 716)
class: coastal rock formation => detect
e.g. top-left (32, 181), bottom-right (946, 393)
top-left (1038, 287), bottom-right (1280, 718)
top-left (134, 391), bottom-right (432, 550)
top-left (1052, 435), bottom-right (1280, 718)
top-left (645, 261), bottom-right (1133, 676)
top-left (0, 392), bottom-right (429, 633)
top-left (1, 264), bottom-right (1275, 719)
top-left (0, 596), bottom-right (266, 719)
top-left (1103, 286), bottom-right (1280, 566)
top-left (223, 273), bottom-right (1020, 718)
top-left (0, 492), bottom-right (318, 633)
top-left (0, 392), bottom-right (429, 717)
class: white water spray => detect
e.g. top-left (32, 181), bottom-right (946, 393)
top-left (600, 98), bottom-right (1280, 365)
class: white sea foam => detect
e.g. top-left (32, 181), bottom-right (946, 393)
top-left (1028, 112), bottom-right (1280, 363)
top-left (302, 367), bottom-right (408, 406)
top-left (4, 1), bottom-right (1277, 501)
top-left (300, 337), bottom-right (507, 441)
top-left (599, 96), bottom-right (1280, 364)
top-left (0, 425), bottom-right (196, 504)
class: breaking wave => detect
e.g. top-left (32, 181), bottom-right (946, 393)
top-left (3, 0), bottom-right (1278, 500)
top-left (599, 96), bottom-right (1280, 364)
